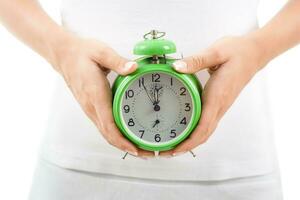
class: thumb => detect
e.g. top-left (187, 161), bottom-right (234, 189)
top-left (96, 46), bottom-right (137, 75)
top-left (173, 48), bottom-right (226, 73)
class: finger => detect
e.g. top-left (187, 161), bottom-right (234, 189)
top-left (207, 65), bottom-right (221, 75)
top-left (159, 150), bottom-right (173, 158)
top-left (95, 46), bottom-right (137, 75)
top-left (173, 47), bottom-right (227, 73)
top-left (171, 113), bottom-right (216, 156)
top-left (91, 75), bottom-right (139, 156)
top-left (79, 99), bottom-right (99, 126)
top-left (137, 149), bottom-right (155, 158)
top-left (78, 96), bottom-right (136, 155)
top-left (95, 103), bottom-right (139, 156)
top-left (158, 91), bottom-right (220, 158)
top-left (96, 108), bottom-right (139, 156)
top-left (171, 92), bottom-right (219, 156)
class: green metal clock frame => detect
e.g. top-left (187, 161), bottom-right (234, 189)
top-left (112, 30), bottom-right (202, 152)
top-left (112, 56), bottom-right (202, 151)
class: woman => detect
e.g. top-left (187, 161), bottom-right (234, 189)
top-left (1, 0), bottom-right (299, 199)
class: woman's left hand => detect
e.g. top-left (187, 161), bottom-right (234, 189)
top-left (160, 35), bottom-right (269, 157)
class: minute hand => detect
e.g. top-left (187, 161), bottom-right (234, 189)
top-left (142, 83), bottom-right (155, 104)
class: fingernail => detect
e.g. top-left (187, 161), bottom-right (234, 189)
top-left (173, 61), bottom-right (187, 70)
top-left (127, 150), bottom-right (138, 156)
top-left (172, 151), bottom-right (187, 157)
top-left (160, 155), bottom-right (173, 158)
top-left (124, 61), bottom-right (137, 71)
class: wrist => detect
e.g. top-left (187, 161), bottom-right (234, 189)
top-left (43, 27), bottom-right (76, 73)
top-left (245, 30), bottom-right (276, 70)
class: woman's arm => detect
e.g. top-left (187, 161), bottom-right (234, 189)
top-left (161, 0), bottom-right (300, 157)
top-left (251, 0), bottom-right (300, 65)
top-left (0, 0), bottom-right (66, 67)
top-left (0, 0), bottom-right (154, 158)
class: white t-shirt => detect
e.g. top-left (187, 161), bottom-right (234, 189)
top-left (40, 0), bottom-right (278, 180)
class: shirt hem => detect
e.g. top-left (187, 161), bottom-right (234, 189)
top-left (39, 149), bottom-right (276, 181)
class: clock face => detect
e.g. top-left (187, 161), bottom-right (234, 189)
top-left (120, 72), bottom-right (194, 144)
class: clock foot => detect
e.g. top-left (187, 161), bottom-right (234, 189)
top-left (122, 152), bottom-right (129, 160)
top-left (189, 150), bottom-right (196, 158)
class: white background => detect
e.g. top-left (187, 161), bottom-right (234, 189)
top-left (0, 0), bottom-right (299, 199)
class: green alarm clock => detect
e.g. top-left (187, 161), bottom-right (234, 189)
top-left (112, 30), bottom-right (202, 152)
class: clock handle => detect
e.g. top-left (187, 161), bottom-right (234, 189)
top-left (143, 30), bottom-right (165, 40)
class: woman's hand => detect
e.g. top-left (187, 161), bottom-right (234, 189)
top-left (51, 34), bottom-right (154, 158)
top-left (160, 35), bottom-right (269, 157)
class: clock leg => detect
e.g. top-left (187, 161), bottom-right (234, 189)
top-left (189, 150), bottom-right (197, 157)
top-left (122, 152), bottom-right (129, 160)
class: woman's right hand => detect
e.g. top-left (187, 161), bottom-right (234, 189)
top-left (50, 33), bottom-right (154, 158)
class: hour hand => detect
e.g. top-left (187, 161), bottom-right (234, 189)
top-left (152, 119), bottom-right (160, 128)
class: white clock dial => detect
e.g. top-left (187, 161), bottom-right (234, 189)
top-left (121, 72), bottom-right (193, 143)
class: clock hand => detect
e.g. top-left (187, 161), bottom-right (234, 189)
top-left (154, 87), bottom-right (159, 104)
top-left (142, 83), bottom-right (162, 111)
top-left (152, 85), bottom-right (163, 111)
top-left (152, 119), bottom-right (160, 128)
top-left (142, 82), bottom-right (155, 104)
top-left (153, 86), bottom-right (163, 105)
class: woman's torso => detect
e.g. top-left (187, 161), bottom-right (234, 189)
top-left (40, 0), bottom-right (278, 180)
